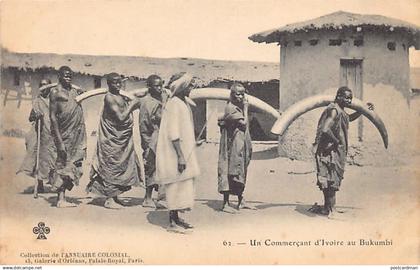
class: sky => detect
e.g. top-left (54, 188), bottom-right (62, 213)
top-left (1, 0), bottom-right (420, 66)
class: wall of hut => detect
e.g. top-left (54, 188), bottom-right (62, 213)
top-left (1, 68), bottom-right (99, 96)
top-left (0, 67), bottom-right (148, 135)
top-left (1, 68), bottom-right (51, 97)
top-left (408, 92), bottom-right (420, 155)
top-left (280, 30), bottom-right (411, 109)
top-left (278, 30), bottom-right (415, 164)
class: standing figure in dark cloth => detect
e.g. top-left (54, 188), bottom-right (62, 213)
top-left (17, 79), bottom-right (57, 194)
top-left (49, 66), bottom-right (87, 208)
top-left (312, 86), bottom-right (374, 217)
top-left (217, 83), bottom-right (254, 213)
top-left (138, 75), bottom-right (170, 208)
top-left (86, 73), bottom-right (142, 209)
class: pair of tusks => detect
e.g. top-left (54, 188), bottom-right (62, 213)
top-left (271, 95), bottom-right (388, 149)
top-left (74, 87), bottom-right (388, 149)
top-left (74, 87), bottom-right (281, 119)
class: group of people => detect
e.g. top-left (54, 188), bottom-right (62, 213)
top-left (18, 65), bottom-right (372, 232)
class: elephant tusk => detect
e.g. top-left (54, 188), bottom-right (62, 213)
top-left (189, 88), bottom-right (280, 119)
top-left (270, 95), bottom-right (388, 149)
top-left (75, 88), bottom-right (149, 103)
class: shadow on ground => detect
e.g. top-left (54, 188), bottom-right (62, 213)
top-left (116, 197), bottom-right (145, 207)
top-left (197, 198), bottom-right (264, 213)
top-left (294, 203), bottom-right (361, 219)
top-left (199, 199), bottom-right (221, 212)
top-left (21, 185), bottom-right (54, 195)
top-left (251, 147), bottom-right (279, 160)
top-left (146, 210), bottom-right (169, 230)
top-left (43, 195), bottom-right (83, 207)
top-left (256, 202), bottom-right (299, 210)
top-left (86, 197), bottom-right (145, 208)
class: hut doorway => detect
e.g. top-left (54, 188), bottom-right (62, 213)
top-left (340, 58), bottom-right (364, 141)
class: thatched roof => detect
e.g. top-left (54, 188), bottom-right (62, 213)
top-left (249, 11), bottom-right (420, 49)
top-left (1, 49), bottom-right (279, 84)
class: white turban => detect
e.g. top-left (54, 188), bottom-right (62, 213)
top-left (169, 73), bottom-right (193, 98)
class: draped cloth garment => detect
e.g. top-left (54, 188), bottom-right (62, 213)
top-left (88, 93), bottom-right (141, 197)
top-left (51, 85), bottom-right (87, 192)
top-left (217, 102), bottom-right (252, 196)
top-left (313, 103), bottom-right (349, 191)
top-left (17, 96), bottom-right (57, 182)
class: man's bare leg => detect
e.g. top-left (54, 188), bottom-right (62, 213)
top-left (221, 192), bottom-right (229, 209)
top-left (173, 210), bottom-right (193, 229)
top-left (167, 210), bottom-right (185, 233)
top-left (155, 186), bottom-right (166, 209)
top-left (327, 189), bottom-right (337, 218)
top-left (57, 190), bottom-right (76, 208)
top-left (237, 194), bottom-right (257, 210)
top-left (142, 186), bottom-right (156, 208)
top-left (238, 195), bottom-right (257, 210)
top-left (221, 192), bottom-right (237, 213)
top-left (237, 194), bottom-right (243, 210)
top-left (104, 196), bottom-right (123, 209)
top-left (58, 190), bottom-right (65, 201)
top-left (169, 210), bottom-right (177, 225)
top-left (33, 179), bottom-right (39, 199)
top-left (320, 189), bottom-right (330, 215)
top-left (37, 180), bottom-right (44, 193)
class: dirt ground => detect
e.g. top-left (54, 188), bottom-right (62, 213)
top-left (0, 134), bottom-right (419, 265)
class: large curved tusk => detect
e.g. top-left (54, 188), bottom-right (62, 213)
top-left (38, 83), bottom-right (58, 92)
top-left (39, 83), bottom-right (83, 92)
top-left (75, 88), bottom-right (107, 102)
top-left (271, 95), bottom-right (388, 149)
top-left (122, 88), bottom-right (149, 99)
top-left (75, 88), bottom-right (148, 103)
top-left (189, 88), bottom-right (280, 119)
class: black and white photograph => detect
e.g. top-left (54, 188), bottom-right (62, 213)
top-left (0, 0), bottom-right (419, 265)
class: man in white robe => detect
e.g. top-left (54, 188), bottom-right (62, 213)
top-left (156, 72), bottom-right (200, 232)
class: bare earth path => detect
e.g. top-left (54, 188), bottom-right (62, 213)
top-left (0, 136), bottom-right (418, 264)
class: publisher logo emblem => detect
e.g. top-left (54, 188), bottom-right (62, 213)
top-left (33, 222), bottom-right (50, 240)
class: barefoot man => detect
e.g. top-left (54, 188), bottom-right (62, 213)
top-left (17, 79), bottom-right (57, 195)
top-left (156, 72), bottom-right (199, 232)
top-left (49, 66), bottom-right (87, 208)
top-left (86, 73), bottom-right (142, 209)
top-left (138, 75), bottom-right (169, 208)
top-left (217, 83), bottom-right (253, 213)
top-left (312, 86), bottom-right (374, 217)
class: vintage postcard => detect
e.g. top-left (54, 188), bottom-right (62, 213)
top-left (0, 0), bottom-right (419, 266)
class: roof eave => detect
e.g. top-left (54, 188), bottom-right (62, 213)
top-left (250, 26), bottom-right (420, 46)
top-left (248, 32), bottom-right (280, 44)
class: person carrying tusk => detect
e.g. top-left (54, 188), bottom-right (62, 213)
top-left (86, 72), bottom-right (143, 209)
top-left (49, 66), bottom-right (87, 208)
top-left (311, 86), bottom-right (374, 218)
top-left (138, 75), bottom-right (170, 208)
top-left (17, 79), bottom-right (57, 195)
top-left (217, 83), bottom-right (255, 213)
